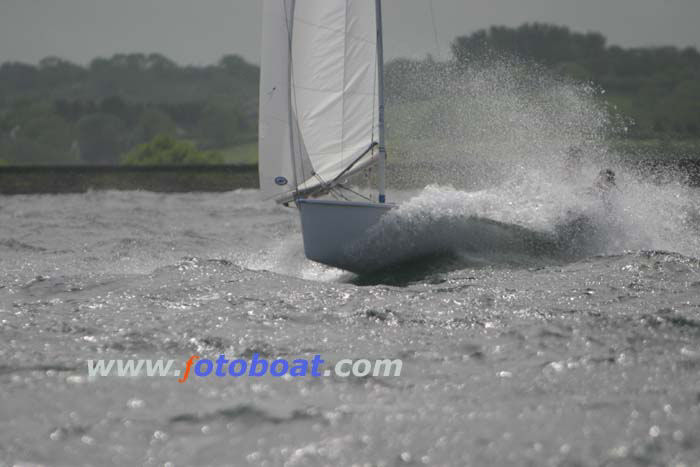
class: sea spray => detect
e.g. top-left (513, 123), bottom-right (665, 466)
top-left (363, 56), bottom-right (700, 267)
top-left (386, 57), bottom-right (617, 190)
top-left (253, 57), bottom-right (700, 278)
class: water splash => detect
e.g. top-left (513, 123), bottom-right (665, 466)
top-left (249, 58), bottom-right (700, 278)
top-left (372, 57), bottom-right (700, 266)
top-left (388, 58), bottom-right (616, 188)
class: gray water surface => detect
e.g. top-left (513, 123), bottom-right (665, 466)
top-left (2, 189), bottom-right (700, 466)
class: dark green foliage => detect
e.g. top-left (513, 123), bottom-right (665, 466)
top-left (121, 134), bottom-right (224, 166)
top-left (196, 100), bottom-right (253, 148)
top-left (0, 53), bottom-right (258, 165)
top-left (76, 113), bottom-right (128, 164)
top-left (452, 24), bottom-right (606, 65)
top-left (451, 23), bottom-right (700, 138)
top-left (0, 100), bottom-right (79, 165)
top-left (133, 108), bottom-right (177, 144)
top-left (1, 25), bottom-right (699, 166)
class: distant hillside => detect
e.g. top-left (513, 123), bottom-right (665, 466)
top-left (0, 54), bottom-right (259, 165)
top-left (450, 23), bottom-right (700, 138)
top-left (1, 23), bottom-right (699, 166)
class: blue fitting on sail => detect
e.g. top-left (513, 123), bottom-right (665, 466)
top-left (379, 194), bottom-right (386, 203)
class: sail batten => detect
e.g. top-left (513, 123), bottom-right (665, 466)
top-left (259, 0), bottom-right (379, 202)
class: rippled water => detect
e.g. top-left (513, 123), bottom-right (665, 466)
top-left (1, 184), bottom-right (700, 466)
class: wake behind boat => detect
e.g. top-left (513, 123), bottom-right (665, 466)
top-left (258, 0), bottom-right (395, 272)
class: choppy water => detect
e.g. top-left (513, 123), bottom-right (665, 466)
top-left (3, 56), bottom-right (700, 466)
top-left (2, 181), bottom-right (700, 466)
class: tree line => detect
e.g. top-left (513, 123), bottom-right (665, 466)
top-left (452, 23), bottom-right (700, 138)
top-left (0, 53), bottom-right (258, 165)
top-left (1, 24), bottom-right (698, 166)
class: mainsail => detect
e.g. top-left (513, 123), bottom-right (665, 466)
top-left (259, 0), bottom-right (380, 203)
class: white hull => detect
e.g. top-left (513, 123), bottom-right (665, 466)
top-left (297, 199), bottom-right (395, 272)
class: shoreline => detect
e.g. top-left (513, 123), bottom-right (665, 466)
top-left (1, 158), bottom-right (700, 195)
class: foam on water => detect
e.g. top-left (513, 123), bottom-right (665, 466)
top-left (355, 172), bottom-right (700, 273)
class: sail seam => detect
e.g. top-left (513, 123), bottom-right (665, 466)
top-left (289, 84), bottom-right (375, 97)
top-left (291, 17), bottom-right (376, 45)
top-left (304, 149), bottom-right (372, 157)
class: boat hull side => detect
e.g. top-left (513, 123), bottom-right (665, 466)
top-left (297, 199), bottom-right (394, 272)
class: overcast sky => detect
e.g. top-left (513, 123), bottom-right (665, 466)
top-left (1, 0), bottom-right (699, 66)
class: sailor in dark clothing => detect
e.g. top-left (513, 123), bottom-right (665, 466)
top-left (595, 168), bottom-right (616, 191)
top-left (593, 168), bottom-right (618, 213)
top-left (556, 168), bottom-right (620, 255)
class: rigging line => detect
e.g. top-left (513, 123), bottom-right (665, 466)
top-left (427, 0), bottom-right (441, 59)
top-left (330, 187), bottom-right (351, 202)
top-left (286, 0), bottom-right (313, 196)
top-left (336, 184), bottom-right (373, 202)
top-left (326, 184), bottom-right (349, 201)
top-left (311, 171), bottom-right (328, 188)
top-left (283, 0), bottom-right (301, 193)
top-left (299, 164), bottom-right (331, 199)
top-left (331, 142), bottom-right (378, 184)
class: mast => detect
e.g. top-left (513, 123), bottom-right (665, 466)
top-left (287, 0), bottom-right (299, 195)
top-left (375, 0), bottom-right (387, 203)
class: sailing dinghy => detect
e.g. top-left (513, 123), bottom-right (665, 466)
top-left (259, 0), bottom-right (395, 272)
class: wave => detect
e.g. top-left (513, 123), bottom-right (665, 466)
top-left (0, 238), bottom-right (46, 252)
top-left (345, 185), bottom-right (600, 273)
top-left (344, 176), bottom-right (700, 283)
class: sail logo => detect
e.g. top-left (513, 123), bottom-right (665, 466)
top-left (274, 176), bottom-right (288, 186)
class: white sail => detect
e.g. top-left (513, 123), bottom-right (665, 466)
top-left (291, 0), bottom-right (380, 185)
top-left (258, 0), bottom-right (309, 201)
top-left (259, 0), bottom-right (379, 203)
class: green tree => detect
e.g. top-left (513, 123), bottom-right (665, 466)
top-left (450, 23), bottom-right (700, 139)
top-left (196, 101), bottom-right (252, 148)
top-left (0, 101), bottom-right (79, 165)
top-left (133, 108), bottom-right (177, 144)
top-left (121, 134), bottom-right (223, 165)
top-left (76, 113), bottom-right (128, 164)
top-left (452, 23), bottom-right (606, 65)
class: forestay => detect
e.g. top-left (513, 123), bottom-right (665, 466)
top-left (259, 0), bottom-right (380, 203)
